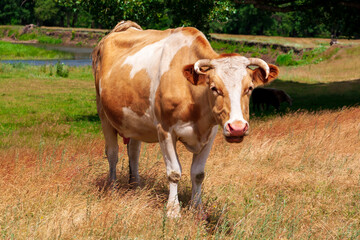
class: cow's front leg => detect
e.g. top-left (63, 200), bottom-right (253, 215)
top-left (127, 139), bottom-right (141, 187)
top-left (191, 126), bottom-right (217, 209)
top-left (157, 124), bottom-right (182, 218)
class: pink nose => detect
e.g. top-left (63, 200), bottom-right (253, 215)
top-left (226, 121), bottom-right (248, 136)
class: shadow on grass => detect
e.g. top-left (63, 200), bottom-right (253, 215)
top-left (252, 79), bottom-right (360, 117)
top-left (71, 114), bottom-right (100, 122)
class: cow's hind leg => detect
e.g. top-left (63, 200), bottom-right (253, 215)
top-left (97, 96), bottom-right (119, 183)
top-left (127, 139), bottom-right (141, 187)
top-left (102, 121), bottom-right (119, 183)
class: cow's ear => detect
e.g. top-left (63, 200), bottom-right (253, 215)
top-left (252, 64), bottom-right (279, 87)
top-left (183, 64), bottom-right (207, 85)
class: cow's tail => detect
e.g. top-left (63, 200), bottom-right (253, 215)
top-left (92, 21), bottom-right (142, 85)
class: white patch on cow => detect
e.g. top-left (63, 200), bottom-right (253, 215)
top-left (119, 107), bottom-right (158, 142)
top-left (122, 31), bottom-right (194, 80)
top-left (212, 56), bottom-right (250, 134)
top-left (122, 31), bottom-right (197, 122)
top-left (130, 27), bottom-right (141, 31)
top-left (170, 120), bottom-right (217, 153)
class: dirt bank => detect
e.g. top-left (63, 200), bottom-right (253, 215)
top-left (0, 25), bottom-right (108, 47)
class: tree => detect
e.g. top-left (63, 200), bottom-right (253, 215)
top-left (0, 0), bottom-right (34, 25)
top-left (234, 0), bottom-right (360, 38)
top-left (34, 0), bottom-right (60, 26)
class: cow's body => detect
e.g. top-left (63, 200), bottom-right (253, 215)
top-left (92, 21), bottom-right (279, 217)
top-left (252, 88), bottom-right (292, 111)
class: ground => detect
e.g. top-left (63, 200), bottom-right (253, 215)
top-left (0, 27), bottom-right (359, 239)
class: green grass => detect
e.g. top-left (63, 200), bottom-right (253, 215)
top-left (275, 46), bottom-right (333, 66)
top-left (18, 33), bottom-right (63, 44)
top-left (210, 40), bottom-right (277, 57)
top-left (0, 41), bottom-right (72, 60)
top-left (0, 63), bottom-right (97, 148)
top-left (0, 63), bottom-right (359, 239)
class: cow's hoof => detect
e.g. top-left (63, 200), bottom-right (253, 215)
top-left (167, 203), bottom-right (181, 218)
top-left (129, 177), bottom-right (140, 188)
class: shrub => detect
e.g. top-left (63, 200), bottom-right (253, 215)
top-left (55, 61), bottom-right (69, 77)
top-left (276, 50), bottom-right (299, 66)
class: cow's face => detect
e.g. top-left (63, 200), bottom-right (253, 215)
top-left (184, 55), bottom-right (279, 143)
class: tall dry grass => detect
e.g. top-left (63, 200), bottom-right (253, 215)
top-left (211, 33), bottom-right (360, 49)
top-left (280, 46), bottom-right (360, 83)
top-left (1, 107), bottom-right (359, 239)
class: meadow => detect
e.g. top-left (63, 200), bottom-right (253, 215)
top-left (0, 39), bottom-right (359, 239)
top-left (0, 41), bottom-right (72, 60)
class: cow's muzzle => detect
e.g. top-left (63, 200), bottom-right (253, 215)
top-left (224, 121), bottom-right (249, 143)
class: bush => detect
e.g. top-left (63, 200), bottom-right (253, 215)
top-left (55, 61), bottom-right (69, 77)
top-left (276, 50), bottom-right (299, 66)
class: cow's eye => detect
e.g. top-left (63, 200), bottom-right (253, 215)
top-left (246, 86), bottom-right (254, 95)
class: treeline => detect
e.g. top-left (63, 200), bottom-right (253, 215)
top-left (1, 0), bottom-right (359, 38)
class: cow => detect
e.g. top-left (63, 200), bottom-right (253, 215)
top-left (251, 88), bottom-right (292, 112)
top-left (92, 21), bottom-right (279, 218)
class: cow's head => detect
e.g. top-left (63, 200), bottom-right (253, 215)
top-left (183, 55), bottom-right (279, 143)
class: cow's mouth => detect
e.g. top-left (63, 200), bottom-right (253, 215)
top-left (225, 135), bottom-right (244, 143)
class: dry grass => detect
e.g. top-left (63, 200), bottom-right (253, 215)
top-left (211, 33), bottom-right (360, 49)
top-left (279, 46), bottom-right (360, 83)
top-left (1, 107), bottom-right (359, 239)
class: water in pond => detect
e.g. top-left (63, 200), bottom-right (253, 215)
top-left (0, 42), bottom-right (93, 66)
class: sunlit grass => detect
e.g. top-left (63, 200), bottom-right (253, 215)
top-left (0, 41), bottom-right (72, 60)
top-left (280, 46), bottom-right (360, 83)
top-left (0, 58), bottom-right (359, 238)
top-left (211, 33), bottom-right (360, 49)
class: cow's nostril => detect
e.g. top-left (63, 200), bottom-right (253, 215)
top-left (227, 121), bottom-right (248, 136)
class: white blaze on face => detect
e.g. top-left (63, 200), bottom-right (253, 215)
top-left (212, 56), bottom-right (250, 134)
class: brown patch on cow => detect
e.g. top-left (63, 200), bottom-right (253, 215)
top-left (207, 73), bottom-right (231, 126)
top-left (155, 44), bottom-right (212, 129)
top-left (183, 64), bottom-right (207, 85)
top-left (252, 64), bottom-right (279, 86)
top-left (217, 53), bottom-right (240, 58)
top-left (181, 27), bottom-right (201, 36)
top-left (101, 65), bottom-right (151, 125)
top-left (195, 172), bottom-right (205, 184)
top-left (168, 171), bottom-right (181, 183)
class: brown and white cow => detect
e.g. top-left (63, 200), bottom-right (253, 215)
top-left (92, 21), bottom-right (279, 217)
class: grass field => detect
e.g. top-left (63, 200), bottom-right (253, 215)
top-left (211, 33), bottom-right (360, 49)
top-left (1, 37), bottom-right (360, 239)
top-left (0, 41), bottom-right (73, 60)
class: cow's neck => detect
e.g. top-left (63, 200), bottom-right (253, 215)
top-left (189, 84), bottom-right (217, 136)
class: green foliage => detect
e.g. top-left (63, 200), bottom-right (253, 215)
top-left (276, 51), bottom-right (298, 66)
top-left (0, 0), bottom-right (35, 25)
top-left (1, 0), bottom-right (359, 39)
top-left (34, 0), bottom-right (60, 24)
top-left (276, 47), bottom-right (330, 66)
top-left (55, 62), bottom-right (69, 77)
